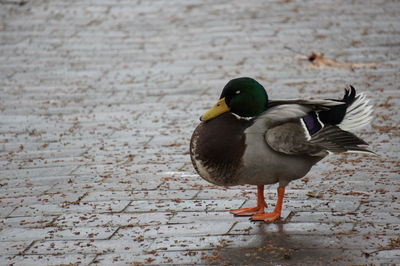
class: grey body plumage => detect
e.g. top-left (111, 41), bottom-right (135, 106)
top-left (190, 82), bottom-right (373, 187)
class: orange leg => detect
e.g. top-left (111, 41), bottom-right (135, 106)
top-left (251, 186), bottom-right (285, 222)
top-left (229, 185), bottom-right (267, 216)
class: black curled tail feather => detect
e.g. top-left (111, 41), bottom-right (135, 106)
top-left (318, 85), bottom-right (356, 125)
top-left (342, 85), bottom-right (356, 105)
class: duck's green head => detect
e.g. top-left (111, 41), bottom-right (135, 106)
top-left (201, 77), bottom-right (268, 121)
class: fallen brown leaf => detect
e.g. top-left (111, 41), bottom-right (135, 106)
top-left (308, 52), bottom-right (378, 70)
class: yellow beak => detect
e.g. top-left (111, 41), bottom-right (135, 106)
top-left (200, 98), bottom-right (230, 121)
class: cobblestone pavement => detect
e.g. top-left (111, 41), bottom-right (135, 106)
top-left (1, 0), bottom-right (399, 265)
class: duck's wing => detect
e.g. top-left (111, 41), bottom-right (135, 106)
top-left (248, 100), bottom-right (340, 133)
top-left (247, 101), bottom-right (373, 156)
top-left (269, 86), bottom-right (373, 132)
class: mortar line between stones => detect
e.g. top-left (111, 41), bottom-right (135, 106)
top-left (119, 200), bottom-right (133, 213)
top-left (226, 221), bottom-right (238, 235)
top-left (20, 240), bottom-right (37, 255)
top-left (106, 227), bottom-right (121, 240)
top-left (353, 201), bottom-right (362, 212)
top-left (191, 189), bottom-right (202, 200)
top-left (5, 205), bottom-right (19, 218)
top-left (144, 136), bottom-right (154, 146)
top-left (88, 254), bottom-right (100, 265)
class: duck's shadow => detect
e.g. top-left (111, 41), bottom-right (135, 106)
top-left (213, 222), bottom-right (344, 265)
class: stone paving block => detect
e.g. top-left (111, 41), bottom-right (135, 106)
top-left (157, 172), bottom-right (217, 190)
top-left (290, 211), bottom-right (366, 223)
top-left (0, 256), bottom-right (17, 266)
top-left (80, 190), bottom-right (136, 202)
top-left (292, 188), bottom-right (396, 203)
top-left (113, 221), bottom-right (233, 240)
top-left (195, 187), bottom-right (258, 200)
top-left (371, 249), bottom-right (400, 259)
top-left (126, 199), bottom-right (245, 213)
top-left (25, 239), bottom-right (151, 256)
top-left (353, 211), bottom-right (399, 224)
top-left (2, 148), bottom-right (86, 164)
top-left (340, 249), bottom-right (400, 264)
top-left (96, 177), bottom-right (161, 191)
top-left (0, 165), bottom-right (75, 179)
top-left (321, 156), bottom-right (397, 176)
top-left (45, 180), bottom-right (155, 194)
top-left (0, 206), bottom-right (15, 218)
top-left (169, 211), bottom-right (251, 224)
top-left (218, 246), bottom-right (347, 265)
top-left (230, 221), bottom-right (354, 235)
top-left (286, 199), bottom-right (360, 212)
top-left (0, 174), bottom-right (91, 190)
top-left (134, 153), bottom-right (189, 166)
top-left (74, 162), bottom-right (186, 176)
top-left (243, 233), bottom-right (397, 251)
top-left (13, 156), bottom-right (87, 170)
top-left (353, 223), bottom-right (400, 235)
top-left (359, 201), bottom-right (400, 212)
top-left (92, 250), bottom-right (204, 265)
top-left (0, 185), bottom-right (53, 199)
top-left (0, 191), bottom-right (84, 209)
top-left (149, 234), bottom-right (259, 251)
top-left (0, 140), bottom-right (86, 155)
top-left (5, 254), bottom-right (96, 266)
top-left (97, 133), bottom-right (151, 148)
top-left (0, 227), bottom-right (117, 241)
top-left (0, 241), bottom-right (33, 255)
top-left (9, 200), bottom-right (131, 217)
top-left (54, 212), bottom-right (172, 227)
top-left (0, 216), bottom-right (55, 229)
top-left (82, 189), bottom-right (198, 202)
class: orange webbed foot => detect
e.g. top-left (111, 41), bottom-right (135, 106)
top-left (229, 204), bottom-right (267, 216)
top-left (251, 211), bottom-right (281, 222)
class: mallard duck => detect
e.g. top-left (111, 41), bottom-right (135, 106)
top-left (190, 77), bottom-right (374, 222)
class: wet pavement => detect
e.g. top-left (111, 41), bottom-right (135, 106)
top-left (1, 0), bottom-right (399, 265)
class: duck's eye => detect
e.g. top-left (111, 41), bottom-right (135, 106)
top-left (235, 90), bottom-right (241, 94)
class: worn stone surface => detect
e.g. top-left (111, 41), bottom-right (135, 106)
top-left (0, 0), bottom-right (399, 265)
